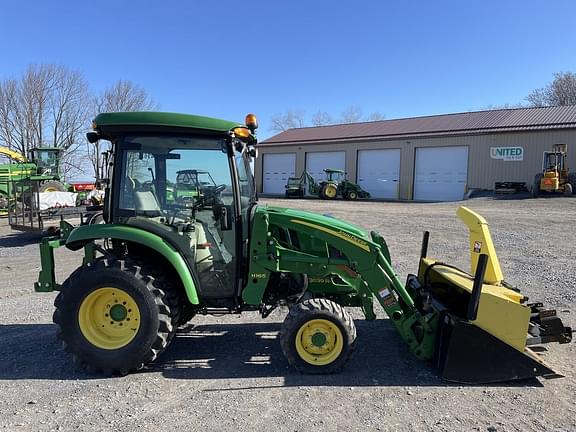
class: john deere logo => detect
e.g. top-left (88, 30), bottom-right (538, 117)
top-left (490, 146), bottom-right (523, 161)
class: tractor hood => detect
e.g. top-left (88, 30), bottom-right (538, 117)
top-left (260, 205), bottom-right (369, 240)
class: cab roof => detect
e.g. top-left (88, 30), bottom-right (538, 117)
top-left (93, 112), bottom-right (241, 136)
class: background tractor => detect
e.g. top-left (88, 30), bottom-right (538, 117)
top-left (0, 146), bottom-right (67, 212)
top-left (36, 111), bottom-right (571, 383)
top-left (533, 144), bottom-right (575, 196)
top-left (285, 168), bottom-right (370, 200)
top-left (173, 169), bottom-right (226, 208)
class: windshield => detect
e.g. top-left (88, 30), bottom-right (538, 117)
top-left (34, 149), bottom-right (60, 175)
top-left (118, 135), bottom-right (232, 217)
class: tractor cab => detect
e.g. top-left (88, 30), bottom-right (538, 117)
top-left (542, 144), bottom-right (567, 174)
top-left (323, 168), bottom-right (345, 183)
top-left (85, 112), bottom-right (258, 308)
top-left (29, 147), bottom-right (62, 177)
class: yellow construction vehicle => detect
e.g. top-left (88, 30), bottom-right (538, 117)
top-left (533, 144), bottom-right (575, 196)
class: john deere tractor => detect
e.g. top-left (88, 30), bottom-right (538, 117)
top-left (36, 112), bottom-right (571, 382)
top-left (284, 168), bottom-right (370, 200)
top-left (173, 169), bottom-right (226, 208)
top-left (0, 146), bottom-right (67, 211)
top-left (318, 168), bottom-right (370, 200)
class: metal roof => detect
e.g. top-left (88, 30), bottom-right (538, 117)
top-left (262, 105), bottom-right (576, 145)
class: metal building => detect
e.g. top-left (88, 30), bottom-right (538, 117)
top-left (255, 105), bottom-right (576, 201)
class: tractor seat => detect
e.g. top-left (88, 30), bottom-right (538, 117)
top-left (134, 191), bottom-right (162, 218)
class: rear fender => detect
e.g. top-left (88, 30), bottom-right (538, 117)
top-left (65, 224), bottom-right (199, 304)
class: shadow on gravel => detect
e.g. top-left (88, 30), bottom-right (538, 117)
top-left (0, 231), bottom-right (43, 248)
top-left (157, 320), bottom-right (544, 389)
top-left (0, 321), bottom-right (544, 388)
top-left (0, 324), bottom-right (94, 381)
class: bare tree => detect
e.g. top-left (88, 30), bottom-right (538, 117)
top-left (526, 72), bottom-right (576, 107)
top-left (480, 103), bottom-right (526, 110)
top-left (0, 79), bottom-right (18, 152)
top-left (340, 105), bottom-right (363, 124)
top-left (365, 111), bottom-right (385, 121)
top-left (269, 109), bottom-right (306, 132)
top-left (0, 64), bottom-right (90, 179)
top-left (50, 67), bottom-right (91, 178)
top-left (311, 110), bottom-right (333, 126)
top-left (89, 80), bottom-right (157, 180)
top-left (94, 80), bottom-right (157, 113)
top-left (268, 106), bottom-right (384, 132)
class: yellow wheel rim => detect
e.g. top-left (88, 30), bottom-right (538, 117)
top-left (324, 185), bottom-right (337, 198)
top-left (295, 319), bottom-right (344, 366)
top-left (43, 187), bottom-right (58, 192)
top-left (78, 287), bottom-right (141, 350)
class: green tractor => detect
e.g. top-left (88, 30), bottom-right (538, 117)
top-left (318, 168), bottom-right (370, 200)
top-left (36, 112), bottom-right (571, 383)
top-left (285, 168), bottom-right (370, 200)
top-left (0, 146), bottom-right (67, 212)
top-left (173, 169), bottom-right (226, 208)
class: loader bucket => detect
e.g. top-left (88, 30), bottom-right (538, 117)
top-left (411, 207), bottom-right (572, 384)
top-left (434, 314), bottom-right (561, 384)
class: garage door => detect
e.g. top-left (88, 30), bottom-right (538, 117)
top-left (262, 153), bottom-right (296, 194)
top-left (357, 149), bottom-right (400, 199)
top-left (306, 151), bottom-right (346, 183)
top-left (414, 146), bottom-right (468, 201)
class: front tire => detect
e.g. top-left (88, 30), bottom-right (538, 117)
top-left (53, 257), bottom-right (180, 375)
top-left (279, 298), bottom-right (356, 374)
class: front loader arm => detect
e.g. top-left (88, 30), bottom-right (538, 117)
top-left (244, 206), bottom-right (436, 360)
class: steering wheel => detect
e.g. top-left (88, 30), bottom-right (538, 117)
top-left (202, 184), bottom-right (226, 204)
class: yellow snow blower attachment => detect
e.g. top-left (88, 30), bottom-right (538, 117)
top-left (408, 207), bottom-right (572, 383)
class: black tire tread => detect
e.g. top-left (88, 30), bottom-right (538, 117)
top-left (568, 172), bottom-right (576, 195)
top-left (39, 179), bottom-right (66, 193)
top-left (53, 256), bottom-right (180, 375)
top-left (279, 298), bottom-right (356, 374)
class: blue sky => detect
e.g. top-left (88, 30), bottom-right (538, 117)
top-left (1, 0), bottom-right (575, 141)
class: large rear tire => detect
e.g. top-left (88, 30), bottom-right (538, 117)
top-left (569, 173), bottom-right (576, 195)
top-left (321, 184), bottom-right (338, 200)
top-left (39, 180), bottom-right (66, 193)
top-left (53, 257), bottom-right (180, 375)
top-left (279, 298), bottom-right (356, 374)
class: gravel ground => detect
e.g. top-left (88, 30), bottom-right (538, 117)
top-left (0, 196), bottom-right (575, 432)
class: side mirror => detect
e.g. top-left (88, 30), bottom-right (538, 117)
top-left (248, 146), bottom-right (258, 159)
top-left (87, 131), bottom-right (100, 143)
